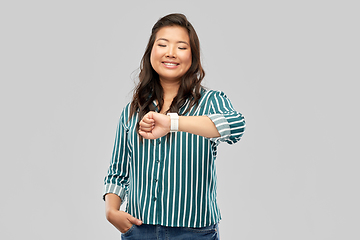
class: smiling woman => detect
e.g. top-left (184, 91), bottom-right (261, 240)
top-left (103, 13), bottom-right (246, 240)
top-left (129, 13), bottom-right (205, 125)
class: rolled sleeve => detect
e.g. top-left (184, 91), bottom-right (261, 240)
top-left (103, 183), bottom-right (128, 202)
top-left (207, 91), bottom-right (246, 145)
top-left (207, 114), bottom-right (231, 138)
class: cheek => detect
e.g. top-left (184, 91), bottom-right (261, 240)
top-left (182, 52), bottom-right (192, 68)
top-left (151, 48), bottom-right (165, 67)
top-left (150, 49), bottom-right (157, 68)
top-left (151, 47), bottom-right (162, 59)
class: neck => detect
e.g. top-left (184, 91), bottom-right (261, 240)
top-left (160, 78), bottom-right (180, 101)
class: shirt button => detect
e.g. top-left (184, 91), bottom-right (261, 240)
top-left (154, 179), bottom-right (158, 183)
top-left (157, 140), bottom-right (161, 144)
top-left (156, 160), bottom-right (160, 163)
top-left (153, 197), bottom-right (157, 201)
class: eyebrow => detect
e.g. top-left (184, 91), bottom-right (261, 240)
top-left (156, 38), bottom-right (189, 46)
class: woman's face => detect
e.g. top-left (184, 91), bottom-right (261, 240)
top-left (150, 26), bottom-right (192, 83)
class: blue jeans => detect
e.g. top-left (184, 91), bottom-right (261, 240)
top-left (121, 223), bottom-right (220, 240)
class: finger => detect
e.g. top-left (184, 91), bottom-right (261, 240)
top-left (139, 119), bottom-right (155, 132)
top-left (139, 127), bottom-right (154, 133)
top-left (138, 131), bottom-right (155, 139)
top-left (146, 111), bottom-right (154, 120)
top-left (127, 215), bottom-right (143, 226)
top-left (139, 120), bottom-right (154, 129)
top-left (142, 118), bottom-right (155, 125)
top-left (142, 113), bottom-right (155, 124)
top-left (139, 124), bottom-right (154, 133)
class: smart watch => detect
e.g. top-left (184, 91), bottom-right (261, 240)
top-left (167, 113), bottom-right (179, 132)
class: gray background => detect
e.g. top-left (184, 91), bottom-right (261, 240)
top-left (1, 0), bottom-right (359, 239)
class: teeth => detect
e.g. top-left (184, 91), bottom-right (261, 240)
top-left (164, 62), bottom-right (178, 66)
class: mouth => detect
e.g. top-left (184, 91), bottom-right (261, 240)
top-left (162, 61), bottom-right (179, 68)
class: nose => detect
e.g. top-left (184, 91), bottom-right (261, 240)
top-left (165, 46), bottom-right (176, 58)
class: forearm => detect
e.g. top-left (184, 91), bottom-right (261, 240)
top-left (138, 112), bottom-right (221, 139)
top-left (105, 193), bottom-right (122, 219)
top-left (178, 115), bottom-right (220, 138)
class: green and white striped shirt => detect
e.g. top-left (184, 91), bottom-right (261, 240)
top-left (103, 89), bottom-right (246, 228)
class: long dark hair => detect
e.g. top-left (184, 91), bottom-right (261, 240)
top-left (129, 13), bottom-right (205, 129)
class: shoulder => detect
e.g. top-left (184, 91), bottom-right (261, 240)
top-left (120, 102), bottom-right (132, 117)
top-left (194, 89), bottom-right (231, 112)
top-left (118, 102), bottom-right (133, 126)
top-left (201, 88), bottom-right (229, 102)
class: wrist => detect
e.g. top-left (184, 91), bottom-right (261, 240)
top-left (106, 208), bottom-right (119, 221)
top-left (167, 113), bottom-right (179, 132)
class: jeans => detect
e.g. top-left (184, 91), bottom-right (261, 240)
top-left (121, 223), bottom-right (219, 240)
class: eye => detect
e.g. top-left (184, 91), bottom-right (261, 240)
top-left (178, 47), bottom-right (187, 50)
top-left (158, 44), bottom-right (166, 47)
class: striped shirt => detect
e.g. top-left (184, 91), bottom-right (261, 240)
top-left (103, 89), bottom-right (246, 228)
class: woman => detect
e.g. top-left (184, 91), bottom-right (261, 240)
top-left (103, 13), bottom-right (245, 240)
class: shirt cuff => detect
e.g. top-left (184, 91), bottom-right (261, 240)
top-left (207, 114), bottom-right (231, 142)
top-left (103, 183), bottom-right (127, 204)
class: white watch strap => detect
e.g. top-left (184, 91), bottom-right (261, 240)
top-left (167, 113), bottom-right (179, 132)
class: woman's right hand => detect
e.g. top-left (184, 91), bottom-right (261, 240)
top-left (106, 209), bottom-right (143, 233)
top-left (105, 193), bottom-right (142, 233)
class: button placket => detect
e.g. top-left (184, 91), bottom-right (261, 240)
top-left (152, 137), bottom-right (163, 215)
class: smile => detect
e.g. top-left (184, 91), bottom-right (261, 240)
top-left (163, 62), bottom-right (179, 66)
top-left (162, 62), bottom-right (180, 69)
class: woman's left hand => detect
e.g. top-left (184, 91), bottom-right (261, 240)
top-left (138, 111), bottom-right (171, 139)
